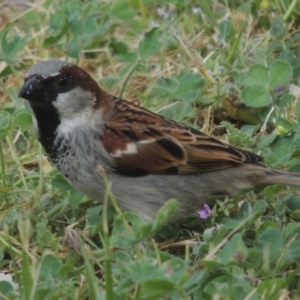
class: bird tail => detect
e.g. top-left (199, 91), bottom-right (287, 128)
top-left (262, 169), bottom-right (300, 186)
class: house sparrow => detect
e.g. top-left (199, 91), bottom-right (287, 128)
top-left (19, 60), bottom-right (300, 222)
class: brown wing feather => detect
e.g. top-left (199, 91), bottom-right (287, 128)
top-left (101, 99), bottom-right (263, 175)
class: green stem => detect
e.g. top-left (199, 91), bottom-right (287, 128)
top-left (14, 175), bottom-right (53, 187)
top-left (0, 235), bottom-right (22, 256)
top-left (45, 199), bottom-right (68, 218)
top-left (275, 0), bottom-right (284, 14)
top-left (0, 80), bottom-right (20, 109)
top-left (137, 0), bottom-right (147, 27)
top-left (6, 135), bottom-right (27, 189)
top-left (197, 0), bottom-right (217, 26)
top-left (10, 64), bottom-right (23, 85)
top-left (185, 244), bottom-right (190, 261)
top-left (152, 239), bottom-right (162, 266)
top-left (101, 170), bottom-right (142, 257)
top-left (132, 285), bottom-right (140, 300)
top-left (283, 0), bottom-right (297, 20)
top-left (226, 29), bottom-right (243, 64)
top-left (119, 62), bottom-right (139, 99)
top-left (160, 28), bottom-right (167, 71)
top-left (5, 152), bottom-right (36, 165)
top-left (37, 144), bottom-right (44, 203)
top-left (1, 189), bottom-right (36, 199)
top-left (0, 140), bottom-right (7, 187)
top-left (102, 181), bottom-right (114, 299)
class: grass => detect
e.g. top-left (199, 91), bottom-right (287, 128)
top-left (1, 0), bottom-right (300, 299)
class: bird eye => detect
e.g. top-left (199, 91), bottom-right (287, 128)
top-left (57, 75), bottom-right (69, 87)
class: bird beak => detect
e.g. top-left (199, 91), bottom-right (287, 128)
top-left (18, 76), bottom-right (44, 101)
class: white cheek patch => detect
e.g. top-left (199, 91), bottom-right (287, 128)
top-left (111, 143), bottom-right (137, 157)
top-left (52, 86), bottom-right (101, 136)
top-left (52, 87), bottom-right (95, 118)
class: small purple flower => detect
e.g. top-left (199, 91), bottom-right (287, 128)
top-left (275, 86), bottom-right (284, 94)
top-left (197, 204), bottom-right (211, 219)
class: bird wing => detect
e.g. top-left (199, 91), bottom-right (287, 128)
top-left (101, 99), bottom-right (262, 175)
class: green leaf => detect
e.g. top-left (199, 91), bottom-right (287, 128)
top-left (0, 111), bottom-right (11, 139)
top-left (65, 39), bottom-right (82, 59)
top-left (12, 110), bottom-right (32, 131)
top-left (0, 111), bottom-right (11, 130)
top-left (255, 227), bottom-right (284, 261)
top-left (152, 199), bottom-right (179, 231)
top-left (43, 14), bottom-right (68, 47)
top-left (43, 34), bottom-right (64, 48)
top-left (240, 61), bottom-right (293, 108)
top-left (48, 11), bottom-right (67, 36)
top-left (109, 0), bottom-right (135, 20)
top-left (241, 86), bottom-right (271, 107)
top-left (52, 174), bottom-right (73, 191)
top-left (288, 164), bottom-right (300, 174)
top-left (270, 17), bottom-right (287, 39)
top-left (286, 196), bottom-right (300, 210)
top-left (175, 73), bottom-right (204, 101)
top-left (258, 134), bottom-right (277, 148)
top-left (111, 212), bottom-right (144, 248)
top-left (0, 281), bottom-right (14, 296)
top-left (68, 12), bottom-right (84, 37)
top-left (0, 63), bottom-right (26, 78)
top-left (239, 64), bottom-right (268, 88)
top-left (152, 77), bottom-right (178, 97)
top-left (34, 282), bottom-right (53, 300)
top-left (86, 205), bottom-right (102, 228)
top-left (110, 251), bottom-right (132, 263)
top-left (269, 60), bottom-right (292, 89)
top-left (21, 249), bottom-right (33, 299)
top-left (219, 233), bottom-right (247, 264)
top-left (139, 27), bottom-right (161, 59)
top-left (257, 278), bottom-right (285, 296)
top-left (160, 102), bottom-right (194, 122)
top-left (218, 20), bottom-right (234, 40)
top-left (0, 26), bottom-right (27, 62)
top-left (269, 135), bottom-right (295, 163)
top-left (247, 248), bottom-right (263, 270)
top-left (69, 191), bottom-right (83, 207)
top-left (240, 124), bottom-right (260, 135)
top-left (283, 223), bottom-right (300, 240)
top-left (38, 255), bottom-right (63, 281)
top-left (275, 116), bottom-right (294, 135)
top-left (141, 279), bottom-right (174, 299)
top-left (203, 225), bottom-right (229, 244)
top-left (100, 77), bottom-right (119, 90)
top-left (84, 14), bottom-right (108, 38)
top-left (252, 200), bottom-right (267, 215)
top-left (109, 37), bottom-right (137, 62)
top-left (138, 223), bottom-right (153, 238)
top-left (256, 221), bottom-right (278, 240)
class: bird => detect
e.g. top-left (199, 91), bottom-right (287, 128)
top-left (18, 60), bottom-right (300, 222)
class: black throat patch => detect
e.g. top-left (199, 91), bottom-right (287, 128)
top-left (29, 101), bottom-right (61, 162)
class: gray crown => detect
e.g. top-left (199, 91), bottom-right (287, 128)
top-left (25, 60), bottom-right (74, 79)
